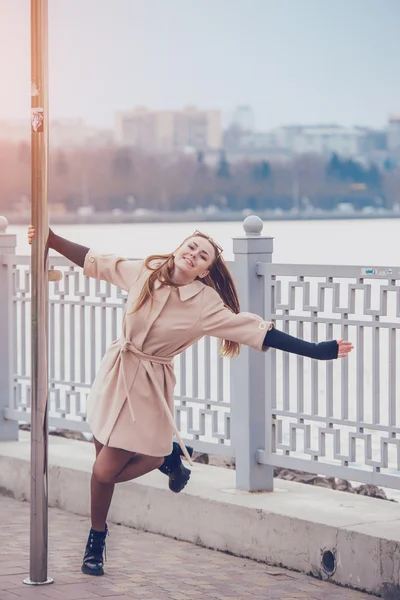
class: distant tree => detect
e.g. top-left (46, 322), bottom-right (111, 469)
top-left (326, 153), bottom-right (381, 189)
top-left (382, 167), bottom-right (400, 208)
top-left (216, 151), bottom-right (230, 178)
top-left (113, 148), bottom-right (133, 177)
top-left (341, 159), bottom-right (365, 183)
top-left (383, 157), bottom-right (396, 171)
top-left (326, 153), bottom-right (341, 179)
top-left (252, 161), bottom-right (271, 181)
top-left (365, 164), bottom-right (381, 189)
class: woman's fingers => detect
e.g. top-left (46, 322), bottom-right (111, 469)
top-left (27, 225), bottom-right (35, 244)
top-left (337, 339), bottom-right (354, 358)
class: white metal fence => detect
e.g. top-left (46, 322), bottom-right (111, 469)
top-left (257, 262), bottom-right (400, 489)
top-left (1, 217), bottom-right (400, 491)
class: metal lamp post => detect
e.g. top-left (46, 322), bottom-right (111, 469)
top-left (23, 0), bottom-right (53, 586)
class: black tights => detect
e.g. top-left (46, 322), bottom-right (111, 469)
top-left (90, 437), bottom-right (163, 531)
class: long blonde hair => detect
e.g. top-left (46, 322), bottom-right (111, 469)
top-left (129, 233), bottom-right (241, 358)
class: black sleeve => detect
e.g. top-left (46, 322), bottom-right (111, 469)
top-left (263, 327), bottom-right (338, 360)
top-left (48, 229), bottom-right (89, 268)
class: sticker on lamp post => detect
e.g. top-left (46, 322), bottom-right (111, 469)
top-left (31, 108), bottom-right (44, 133)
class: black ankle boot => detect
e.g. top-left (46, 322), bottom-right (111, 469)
top-left (81, 524), bottom-right (108, 576)
top-left (159, 442), bottom-right (194, 493)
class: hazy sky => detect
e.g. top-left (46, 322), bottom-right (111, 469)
top-left (1, 0), bottom-right (399, 130)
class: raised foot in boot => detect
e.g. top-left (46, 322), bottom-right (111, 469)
top-left (81, 525), bottom-right (108, 576)
top-left (159, 442), bottom-right (194, 493)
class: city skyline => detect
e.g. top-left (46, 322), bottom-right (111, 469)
top-left (1, 0), bottom-right (399, 131)
top-left (0, 107), bottom-right (396, 137)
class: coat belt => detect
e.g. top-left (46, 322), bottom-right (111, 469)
top-left (119, 340), bottom-right (193, 466)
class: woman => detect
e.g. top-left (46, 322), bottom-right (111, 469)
top-left (28, 226), bottom-right (353, 576)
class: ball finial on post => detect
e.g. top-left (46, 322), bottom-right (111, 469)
top-left (0, 216), bottom-right (9, 233)
top-left (243, 215), bottom-right (263, 237)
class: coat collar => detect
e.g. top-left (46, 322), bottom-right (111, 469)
top-left (154, 278), bottom-right (205, 301)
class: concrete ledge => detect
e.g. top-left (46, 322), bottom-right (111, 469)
top-left (1, 432), bottom-right (400, 596)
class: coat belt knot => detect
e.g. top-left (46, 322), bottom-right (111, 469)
top-left (118, 339), bottom-right (193, 466)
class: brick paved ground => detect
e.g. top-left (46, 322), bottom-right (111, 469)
top-left (0, 495), bottom-right (373, 600)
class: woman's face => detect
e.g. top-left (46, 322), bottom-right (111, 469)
top-left (174, 236), bottom-right (216, 280)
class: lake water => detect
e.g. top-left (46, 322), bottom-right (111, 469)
top-left (10, 217), bottom-right (400, 267)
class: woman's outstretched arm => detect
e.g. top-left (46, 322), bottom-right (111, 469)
top-left (263, 327), bottom-right (352, 360)
top-left (28, 225), bottom-right (89, 267)
top-left (47, 229), bottom-right (89, 267)
top-left (28, 225), bottom-right (145, 291)
top-left (201, 286), bottom-right (353, 359)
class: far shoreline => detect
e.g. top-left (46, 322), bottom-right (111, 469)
top-left (4, 209), bottom-right (400, 226)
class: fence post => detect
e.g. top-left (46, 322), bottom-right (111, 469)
top-left (0, 216), bottom-right (18, 441)
top-left (231, 215), bottom-right (274, 491)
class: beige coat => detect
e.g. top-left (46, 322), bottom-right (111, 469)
top-left (83, 250), bottom-right (273, 462)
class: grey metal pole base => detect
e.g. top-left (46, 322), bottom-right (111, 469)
top-left (23, 577), bottom-right (54, 586)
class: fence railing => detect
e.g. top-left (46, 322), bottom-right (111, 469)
top-left (1, 215), bottom-right (400, 492)
top-left (256, 262), bottom-right (400, 489)
top-left (5, 253), bottom-right (233, 457)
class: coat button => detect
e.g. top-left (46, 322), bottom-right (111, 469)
top-left (89, 257), bottom-right (95, 263)
top-left (259, 322), bottom-right (267, 330)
